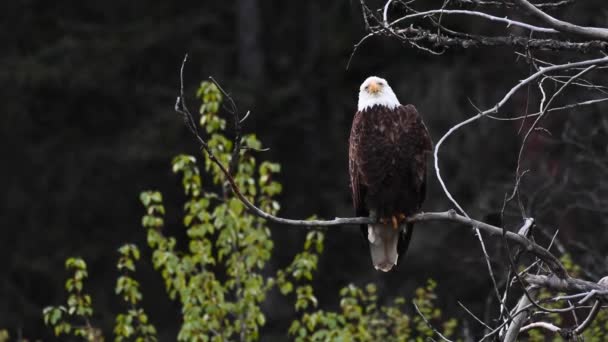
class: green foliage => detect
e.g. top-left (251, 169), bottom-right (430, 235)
top-left (44, 246), bottom-right (156, 342)
top-left (196, 81), bottom-right (223, 132)
top-left (114, 244), bottom-right (157, 342)
top-left (43, 258), bottom-right (103, 341)
top-left (289, 279), bottom-right (458, 341)
top-left (136, 80), bottom-right (324, 341)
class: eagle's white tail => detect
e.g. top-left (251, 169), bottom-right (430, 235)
top-left (367, 223), bottom-right (401, 272)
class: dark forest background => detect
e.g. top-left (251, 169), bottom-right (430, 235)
top-left (3, 0), bottom-right (608, 340)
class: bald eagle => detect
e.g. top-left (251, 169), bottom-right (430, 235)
top-left (349, 76), bottom-right (433, 272)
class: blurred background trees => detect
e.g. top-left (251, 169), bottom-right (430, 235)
top-left (3, 0), bottom-right (608, 340)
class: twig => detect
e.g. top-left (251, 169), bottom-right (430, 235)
top-left (239, 110), bottom-right (251, 124)
top-left (433, 56), bottom-right (608, 216)
top-left (513, 66), bottom-right (596, 197)
top-left (382, 0), bottom-right (394, 26)
top-left (413, 302), bottom-right (454, 342)
top-left (498, 68), bottom-right (596, 322)
top-left (487, 97), bottom-right (608, 121)
top-left (573, 300), bottom-right (601, 335)
top-left (458, 301), bottom-right (492, 330)
top-left (519, 321), bottom-right (561, 333)
top-left (502, 220), bottom-right (572, 316)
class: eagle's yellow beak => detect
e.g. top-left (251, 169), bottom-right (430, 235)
top-left (368, 81), bottom-right (380, 94)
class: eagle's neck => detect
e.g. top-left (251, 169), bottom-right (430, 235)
top-left (357, 90), bottom-right (400, 111)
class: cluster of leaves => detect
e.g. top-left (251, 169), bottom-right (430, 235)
top-left (114, 244), bottom-right (157, 341)
top-left (43, 251), bottom-right (157, 342)
top-left (289, 279), bottom-right (458, 341)
top-left (43, 258), bottom-right (102, 341)
top-left (41, 80), bottom-right (459, 341)
top-left (524, 254), bottom-right (608, 341)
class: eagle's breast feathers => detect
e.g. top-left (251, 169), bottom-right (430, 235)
top-left (349, 104), bottom-right (432, 218)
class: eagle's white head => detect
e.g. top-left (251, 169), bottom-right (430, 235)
top-left (357, 76), bottom-right (401, 111)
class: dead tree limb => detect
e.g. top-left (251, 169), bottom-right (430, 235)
top-left (525, 274), bottom-right (608, 300)
top-left (394, 26), bottom-right (608, 52)
top-left (503, 287), bottom-right (539, 342)
top-left (513, 0), bottom-right (608, 41)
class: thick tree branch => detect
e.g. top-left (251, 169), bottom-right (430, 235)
top-left (394, 26), bottom-right (608, 52)
top-left (503, 287), bottom-right (539, 342)
top-left (524, 274), bottom-right (608, 301)
top-left (452, 0), bottom-right (575, 10)
top-left (388, 9), bottom-right (558, 33)
top-left (513, 0), bottom-right (608, 40)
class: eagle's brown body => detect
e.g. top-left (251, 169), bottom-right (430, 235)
top-left (349, 103), bottom-right (432, 271)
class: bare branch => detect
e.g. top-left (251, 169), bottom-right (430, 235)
top-left (433, 56), bottom-right (608, 215)
top-left (519, 321), bottom-right (562, 333)
top-left (524, 274), bottom-right (608, 300)
top-left (513, 0), bottom-right (608, 40)
top-left (516, 295), bottom-right (602, 338)
top-left (389, 9), bottom-right (558, 33)
top-left (393, 26), bottom-right (608, 52)
top-left (452, 0), bottom-right (575, 9)
top-left (488, 97), bottom-right (608, 121)
top-left (512, 66), bottom-right (596, 205)
top-left (503, 287), bottom-right (539, 342)
top-left (573, 300), bottom-right (602, 335)
top-left (458, 301), bottom-right (492, 330)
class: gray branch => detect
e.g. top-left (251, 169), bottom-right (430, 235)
top-left (502, 287), bottom-right (539, 342)
top-left (525, 274), bottom-right (608, 301)
top-left (394, 26), bottom-right (608, 52)
top-left (513, 0), bottom-right (608, 41)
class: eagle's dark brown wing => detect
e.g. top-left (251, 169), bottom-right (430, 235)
top-left (349, 110), bottom-right (368, 220)
top-left (395, 104), bottom-right (433, 258)
top-left (400, 104), bottom-right (433, 209)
